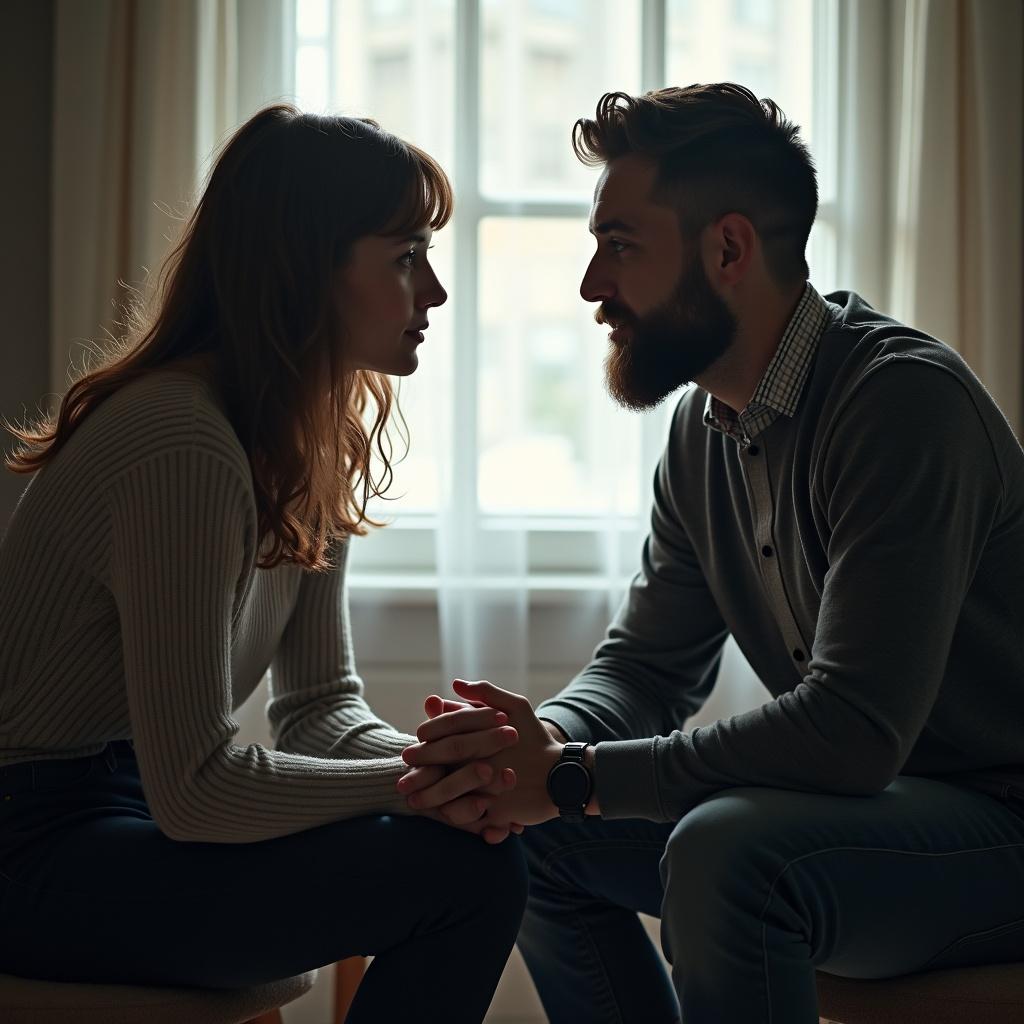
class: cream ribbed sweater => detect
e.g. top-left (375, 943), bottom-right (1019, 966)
top-left (0, 370), bottom-right (416, 842)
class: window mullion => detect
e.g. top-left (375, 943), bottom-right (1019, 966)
top-left (641, 0), bottom-right (667, 93)
top-left (452, 0), bottom-right (482, 533)
top-left (477, 198), bottom-right (590, 219)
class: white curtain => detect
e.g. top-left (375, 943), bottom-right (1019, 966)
top-left (838, 0), bottom-right (1023, 436)
top-left (51, 0), bottom-right (291, 395)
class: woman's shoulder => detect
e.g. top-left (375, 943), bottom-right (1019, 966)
top-left (82, 366), bottom-right (251, 484)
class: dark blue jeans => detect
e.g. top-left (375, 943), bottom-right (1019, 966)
top-left (518, 777), bottom-right (1024, 1024)
top-left (0, 742), bottom-right (528, 1024)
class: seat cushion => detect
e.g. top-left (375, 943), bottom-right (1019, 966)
top-left (817, 964), bottom-right (1024, 1024)
top-left (0, 969), bottom-right (317, 1024)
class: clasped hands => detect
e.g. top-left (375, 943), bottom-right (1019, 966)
top-left (397, 679), bottom-right (566, 844)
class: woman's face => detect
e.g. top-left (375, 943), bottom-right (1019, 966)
top-left (335, 227), bottom-right (448, 376)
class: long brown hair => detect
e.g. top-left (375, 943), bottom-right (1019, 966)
top-left (5, 105), bottom-right (453, 570)
top-left (573, 85), bottom-right (817, 285)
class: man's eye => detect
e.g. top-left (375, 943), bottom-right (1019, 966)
top-left (609, 238), bottom-right (628, 253)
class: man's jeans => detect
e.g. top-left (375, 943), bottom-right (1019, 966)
top-left (518, 776), bottom-right (1024, 1023)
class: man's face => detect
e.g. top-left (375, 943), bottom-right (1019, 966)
top-left (580, 155), bottom-right (738, 410)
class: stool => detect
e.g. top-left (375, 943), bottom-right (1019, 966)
top-left (333, 957), bottom-right (367, 1023)
top-left (0, 969), bottom-right (316, 1024)
top-left (817, 963), bottom-right (1024, 1023)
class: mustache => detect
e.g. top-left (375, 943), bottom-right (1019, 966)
top-left (595, 301), bottom-right (635, 328)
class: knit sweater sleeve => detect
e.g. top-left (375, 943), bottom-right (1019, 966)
top-left (267, 538), bottom-right (416, 760)
top-left (537, 393), bottom-right (730, 760)
top-left (106, 445), bottom-right (411, 843)
top-left (596, 358), bottom-right (1005, 822)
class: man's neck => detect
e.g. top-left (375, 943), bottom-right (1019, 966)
top-left (698, 282), bottom-right (806, 413)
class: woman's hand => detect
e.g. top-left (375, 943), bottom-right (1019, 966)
top-left (401, 680), bottom-right (563, 837)
top-left (398, 697), bottom-right (524, 843)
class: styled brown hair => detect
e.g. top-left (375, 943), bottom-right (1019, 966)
top-left (5, 105), bottom-right (453, 570)
top-left (573, 84), bottom-right (818, 284)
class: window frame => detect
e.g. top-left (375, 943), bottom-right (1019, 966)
top-left (296, 0), bottom-right (839, 585)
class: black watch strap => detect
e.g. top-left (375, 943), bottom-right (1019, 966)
top-left (547, 741), bottom-right (592, 823)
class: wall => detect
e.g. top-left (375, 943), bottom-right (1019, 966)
top-left (0, 1), bottom-right (54, 536)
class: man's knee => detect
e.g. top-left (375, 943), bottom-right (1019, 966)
top-left (661, 788), bottom-right (799, 914)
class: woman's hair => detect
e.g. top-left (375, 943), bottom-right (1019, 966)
top-left (5, 105), bottom-right (453, 570)
top-left (573, 84), bottom-right (817, 285)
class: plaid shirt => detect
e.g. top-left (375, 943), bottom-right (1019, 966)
top-left (704, 282), bottom-right (832, 447)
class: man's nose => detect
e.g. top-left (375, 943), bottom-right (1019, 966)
top-left (580, 257), bottom-right (613, 304)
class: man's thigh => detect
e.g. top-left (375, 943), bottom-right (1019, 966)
top-left (523, 777), bottom-right (1024, 976)
top-left (661, 776), bottom-right (1024, 977)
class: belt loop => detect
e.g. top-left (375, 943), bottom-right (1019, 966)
top-left (102, 744), bottom-right (118, 773)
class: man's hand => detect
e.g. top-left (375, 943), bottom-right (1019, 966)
top-left (402, 679), bottom-right (565, 835)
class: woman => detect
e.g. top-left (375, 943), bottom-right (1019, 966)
top-left (0, 105), bottom-right (526, 1023)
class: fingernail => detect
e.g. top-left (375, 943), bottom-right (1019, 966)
top-left (501, 727), bottom-right (517, 741)
top-left (495, 712), bottom-right (508, 724)
top-left (476, 763), bottom-right (492, 781)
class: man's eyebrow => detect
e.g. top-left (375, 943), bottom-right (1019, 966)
top-left (590, 218), bottom-right (637, 236)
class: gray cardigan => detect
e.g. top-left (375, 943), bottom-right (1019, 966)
top-left (538, 291), bottom-right (1024, 822)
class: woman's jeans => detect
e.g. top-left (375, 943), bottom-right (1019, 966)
top-left (518, 776), bottom-right (1024, 1024)
top-left (0, 741), bottom-right (528, 1024)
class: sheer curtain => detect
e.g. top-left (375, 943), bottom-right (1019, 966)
top-left (838, 0), bottom-right (1023, 436)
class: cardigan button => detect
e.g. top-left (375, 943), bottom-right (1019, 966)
top-left (792, 649), bottom-right (805, 662)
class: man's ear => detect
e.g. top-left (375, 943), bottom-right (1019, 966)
top-left (709, 212), bottom-right (756, 286)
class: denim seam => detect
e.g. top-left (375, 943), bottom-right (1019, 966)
top-left (540, 839), bottom-right (669, 877)
top-left (541, 839), bottom-right (668, 1024)
top-left (758, 841), bottom-right (1024, 1024)
top-left (573, 908), bottom-right (626, 1024)
top-left (918, 914), bottom-right (1024, 971)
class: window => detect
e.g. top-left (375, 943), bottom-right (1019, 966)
top-left (294, 0), bottom-right (837, 582)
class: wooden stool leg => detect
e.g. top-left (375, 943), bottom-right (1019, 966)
top-left (334, 956), bottom-right (368, 1024)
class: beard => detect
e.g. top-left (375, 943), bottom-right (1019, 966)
top-left (602, 254), bottom-right (738, 411)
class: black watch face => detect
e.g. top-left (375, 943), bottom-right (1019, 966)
top-left (550, 760), bottom-right (590, 806)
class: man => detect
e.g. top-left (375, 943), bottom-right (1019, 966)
top-left (398, 83), bottom-right (1024, 1023)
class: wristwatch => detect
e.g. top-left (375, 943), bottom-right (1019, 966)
top-left (546, 741), bottom-right (593, 823)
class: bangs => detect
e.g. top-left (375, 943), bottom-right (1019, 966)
top-left (380, 143), bottom-right (454, 237)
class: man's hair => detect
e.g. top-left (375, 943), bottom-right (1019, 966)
top-left (573, 84), bottom-right (818, 285)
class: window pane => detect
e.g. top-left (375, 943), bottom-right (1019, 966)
top-left (329, 0), bottom-right (455, 170)
top-left (295, 44), bottom-right (329, 111)
top-left (666, 0), bottom-right (815, 157)
top-left (296, 0), bottom-right (329, 38)
top-left (477, 217), bottom-right (641, 515)
top-left (480, 0), bottom-right (642, 198)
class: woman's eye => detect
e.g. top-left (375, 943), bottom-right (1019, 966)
top-left (399, 249), bottom-right (417, 266)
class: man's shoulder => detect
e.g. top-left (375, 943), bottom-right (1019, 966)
top-left (813, 291), bottom-right (984, 410)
